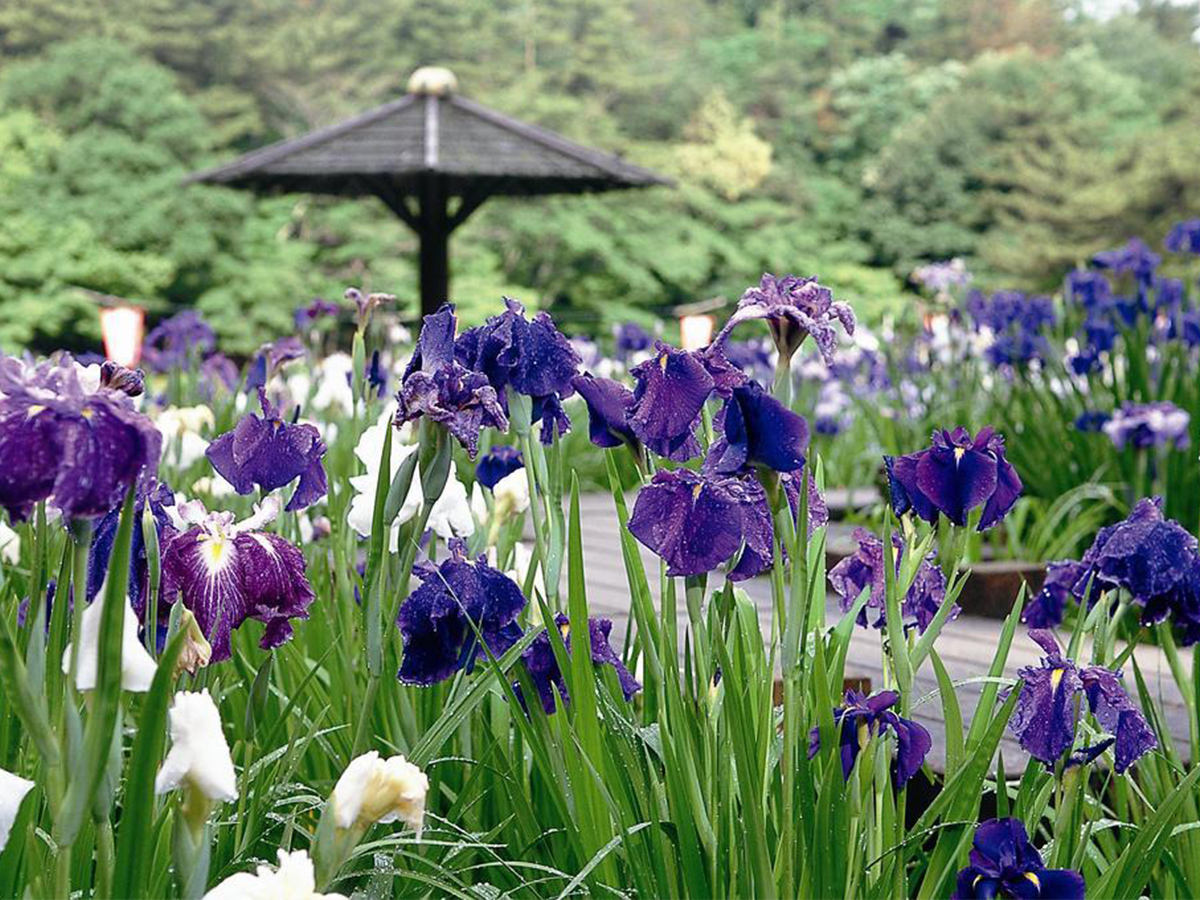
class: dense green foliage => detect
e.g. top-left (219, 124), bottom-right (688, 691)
top-left (1, 0), bottom-right (1198, 353)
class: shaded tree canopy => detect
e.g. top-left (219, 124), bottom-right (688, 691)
top-left (0, 0), bottom-right (1197, 353)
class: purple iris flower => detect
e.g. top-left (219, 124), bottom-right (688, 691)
top-left (475, 445), bottom-right (524, 490)
top-left (519, 614), bottom-right (640, 714)
top-left (572, 373), bottom-right (638, 450)
top-left (245, 337), bottom-right (306, 391)
top-left (715, 273), bottom-right (856, 365)
top-left (0, 355), bottom-right (162, 521)
top-left (201, 353), bottom-right (240, 393)
top-left (627, 469), bottom-right (749, 578)
top-left (965, 290), bottom-right (1056, 368)
top-left (365, 350), bottom-right (388, 397)
top-left (721, 337), bottom-right (775, 387)
top-left (397, 304), bottom-right (509, 458)
top-left (1166, 219), bottom-right (1200, 254)
top-left (807, 689), bottom-right (931, 787)
top-left (1067, 270), bottom-right (1113, 311)
top-left (829, 527), bottom-right (956, 634)
top-left (454, 297), bottom-right (581, 444)
top-left (159, 497), bottom-right (315, 662)
top-left (952, 818), bottom-right (1085, 899)
top-left (206, 388), bottom-right (328, 512)
top-left (706, 380), bottom-right (809, 475)
top-left (294, 297), bottom-right (341, 329)
top-left (1072, 497), bottom-right (1200, 643)
top-left (142, 311), bottom-right (216, 373)
top-left (614, 322), bottom-right (654, 360)
top-left (628, 342), bottom-right (714, 461)
top-left (1101, 401), bottom-right (1190, 451)
top-left (884, 426), bottom-right (1022, 531)
top-left (1009, 630), bottom-right (1156, 773)
top-left (87, 482), bottom-right (176, 622)
top-left (912, 259), bottom-right (972, 294)
top-left (1073, 410), bottom-right (1110, 434)
top-left (99, 361), bottom-right (145, 397)
top-left (1093, 238), bottom-right (1160, 288)
top-left (396, 541), bottom-right (527, 686)
top-left (1021, 560), bottom-right (1088, 629)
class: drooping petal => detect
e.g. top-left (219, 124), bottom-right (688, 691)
top-left (887, 711), bottom-right (932, 786)
top-left (233, 531), bottom-right (315, 651)
top-left (1079, 666), bottom-right (1157, 773)
top-left (629, 343), bottom-right (713, 461)
top-left (1009, 635), bottom-right (1083, 766)
top-left (572, 374), bottom-right (637, 449)
top-left (475, 445), bottom-right (524, 490)
top-left (709, 381), bottom-right (808, 475)
top-left (627, 469), bottom-right (744, 577)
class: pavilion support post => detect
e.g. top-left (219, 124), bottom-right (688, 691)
top-left (418, 177), bottom-right (450, 318)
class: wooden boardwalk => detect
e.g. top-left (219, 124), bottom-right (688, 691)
top-left (570, 494), bottom-right (1194, 771)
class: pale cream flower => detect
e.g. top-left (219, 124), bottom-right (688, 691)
top-left (204, 849), bottom-right (346, 900)
top-left (155, 690), bottom-right (237, 802)
top-left (331, 752), bottom-right (428, 838)
top-left (0, 519), bottom-right (19, 566)
top-left (0, 767), bottom-right (35, 852)
top-left (63, 589), bottom-right (158, 692)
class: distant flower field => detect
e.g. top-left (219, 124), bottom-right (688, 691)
top-left (3, 226), bottom-right (1200, 898)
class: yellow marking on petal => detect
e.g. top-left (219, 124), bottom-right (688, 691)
top-left (199, 535), bottom-right (233, 574)
top-left (1051, 668), bottom-right (1065, 692)
top-left (953, 446), bottom-right (964, 462)
top-left (26, 404), bottom-right (45, 418)
top-left (1025, 872), bottom-right (1041, 890)
top-left (973, 875), bottom-right (982, 889)
top-left (559, 622), bottom-right (571, 639)
top-left (692, 483), bottom-right (703, 501)
top-left (659, 353), bottom-right (669, 373)
top-left (81, 407), bottom-right (94, 419)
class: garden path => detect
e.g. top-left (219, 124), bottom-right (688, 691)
top-left (572, 493), bottom-right (1194, 772)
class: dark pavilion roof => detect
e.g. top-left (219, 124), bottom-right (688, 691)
top-left (189, 74), bottom-right (671, 199)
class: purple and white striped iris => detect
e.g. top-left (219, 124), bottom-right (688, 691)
top-left (160, 496), bottom-right (314, 662)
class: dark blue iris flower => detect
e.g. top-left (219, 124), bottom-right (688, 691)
top-left (1093, 237), bottom-right (1161, 288)
top-left (707, 380), bottom-right (809, 475)
top-left (1073, 497), bottom-right (1200, 644)
top-left (518, 614), bottom-right (640, 714)
top-left (365, 349), bottom-right (388, 397)
top-left (828, 528), bottom-right (956, 634)
top-left (396, 542), bottom-right (527, 686)
top-left (885, 426), bottom-right (1022, 531)
top-left (294, 297), bottom-right (341, 329)
top-left (965, 290), bottom-right (1055, 368)
top-left (1073, 410), bottom-right (1110, 434)
top-left (628, 343), bottom-right (714, 461)
top-left (1009, 630), bottom-right (1156, 773)
top-left (397, 304), bottom-right (509, 458)
top-left (613, 322), bottom-right (654, 360)
top-left (206, 388), bottom-right (328, 512)
top-left (1166, 219), bottom-right (1200, 254)
top-left (572, 373), bottom-right (638, 450)
top-left (475, 445), bottom-right (524, 490)
top-left (1021, 560), bottom-right (1087, 629)
top-left (87, 482), bottom-right (176, 626)
top-left (807, 689), bottom-right (931, 787)
top-left (952, 818), bottom-right (1085, 899)
top-left (454, 297), bottom-right (581, 444)
top-left (0, 355), bottom-right (162, 521)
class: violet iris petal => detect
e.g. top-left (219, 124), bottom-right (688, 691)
top-left (475, 445), bottom-right (524, 490)
top-left (520, 614), bottom-right (640, 714)
top-left (1165, 219), bottom-right (1200, 254)
top-left (1093, 237), bottom-right (1161, 286)
top-left (782, 470), bottom-right (829, 535)
top-left (572, 373), bottom-right (637, 449)
top-left (0, 355), bottom-right (162, 521)
top-left (294, 297), bottom-right (341, 328)
top-left (87, 483), bottom-right (175, 621)
top-left (1073, 497), bottom-right (1200, 641)
top-left (1009, 630), bottom-right (1155, 772)
top-left (1102, 401), bottom-right (1190, 451)
top-left (708, 380), bottom-right (809, 474)
top-left (614, 322), bottom-right (654, 359)
top-left (952, 818), bottom-right (1085, 900)
top-left (454, 297), bottom-right (581, 444)
top-left (396, 545), bottom-right (527, 686)
top-left (398, 304), bottom-right (509, 458)
top-left (828, 528), bottom-right (956, 634)
top-left (1022, 560), bottom-right (1086, 628)
top-left (885, 426), bottom-right (1022, 531)
top-left (628, 343), bottom-right (714, 461)
top-left (627, 469), bottom-right (744, 577)
top-left (206, 388), bottom-right (328, 512)
top-left (160, 501), bottom-right (314, 662)
top-left (807, 689), bottom-right (931, 787)
top-left (724, 475), bottom-right (775, 582)
top-left (142, 311), bottom-right (216, 373)
top-left (715, 273), bottom-right (856, 363)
